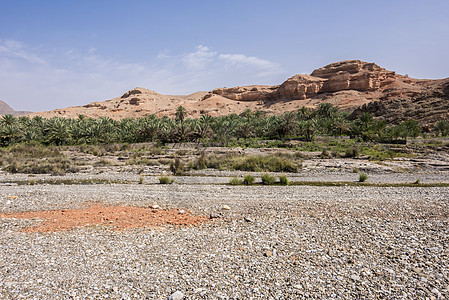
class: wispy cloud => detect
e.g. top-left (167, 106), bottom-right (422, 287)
top-left (0, 40), bottom-right (46, 64)
top-left (177, 45), bottom-right (284, 78)
top-left (181, 45), bottom-right (217, 69)
top-left (0, 41), bottom-right (287, 111)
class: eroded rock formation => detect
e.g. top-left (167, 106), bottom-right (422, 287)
top-left (209, 60), bottom-right (399, 101)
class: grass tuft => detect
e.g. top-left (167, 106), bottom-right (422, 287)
top-left (229, 177), bottom-right (243, 185)
top-left (359, 172), bottom-right (368, 182)
top-left (158, 176), bottom-right (175, 184)
top-left (261, 173), bottom-right (276, 185)
top-left (243, 174), bottom-right (255, 185)
top-left (278, 175), bottom-right (290, 185)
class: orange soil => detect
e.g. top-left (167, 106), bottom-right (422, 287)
top-left (0, 204), bottom-right (208, 232)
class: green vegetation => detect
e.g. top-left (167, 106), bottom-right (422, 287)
top-left (0, 144), bottom-right (78, 175)
top-left (279, 175), bottom-right (290, 185)
top-left (0, 104), bottom-right (442, 149)
top-left (359, 172), bottom-right (368, 182)
top-left (158, 176), bottom-right (175, 184)
top-left (194, 153), bottom-right (302, 172)
top-left (229, 177), bottom-right (243, 185)
top-left (169, 156), bottom-right (185, 175)
top-left (261, 173), bottom-right (276, 185)
top-left (243, 174), bottom-right (255, 185)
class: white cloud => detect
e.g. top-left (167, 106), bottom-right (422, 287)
top-left (181, 45), bottom-right (217, 69)
top-left (219, 53), bottom-right (278, 69)
top-left (0, 40), bottom-right (46, 64)
top-left (0, 41), bottom-right (288, 111)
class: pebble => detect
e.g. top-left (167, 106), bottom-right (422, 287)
top-left (264, 250), bottom-right (273, 257)
top-left (222, 205), bottom-right (231, 210)
top-left (209, 213), bottom-right (221, 219)
top-left (169, 291), bottom-right (184, 300)
top-left (0, 170), bottom-right (448, 298)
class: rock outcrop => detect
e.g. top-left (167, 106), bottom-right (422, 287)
top-left (29, 60), bottom-right (449, 125)
top-left (209, 60), bottom-right (399, 102)
top-left (349, 79), bottom-right (449, 128)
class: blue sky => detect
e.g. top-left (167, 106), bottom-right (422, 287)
top-left (1, 0), bottom-right (448, 111)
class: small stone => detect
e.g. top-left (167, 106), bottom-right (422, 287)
top-left (169, 291), bottom-right (184, 300)
top-left (150, 204), bottom-right (160, 209)
top-left (264, 250), bottom-right (273, 257)
top-left (244, 216), bottom-right (254, 222)
top-left (222, 205), bottom-right (231, 210)
top-left (209, 213), bottom-right (221, 219)
top-left (431, 288), bottom-right (440, 295)
top-left (350, 274), bottom-right (360, 281)
top-left (178, 209), bottom-right (185, 214)
top-left (193, 288), bottom-right (205, 294)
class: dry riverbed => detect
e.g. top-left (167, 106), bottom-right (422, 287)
top-left (0, 162), bottom-right (448, 299)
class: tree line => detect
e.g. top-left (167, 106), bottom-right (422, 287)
top-left (0, 103), bottom-right (448, 147)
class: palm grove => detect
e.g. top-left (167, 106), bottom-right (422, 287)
top-left (1, 103), bottom-right (448, 147)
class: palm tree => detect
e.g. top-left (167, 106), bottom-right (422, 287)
top-left (175, 106), bottom-right (187, 123)
top-left (0, 114), bottom-right (17, 127)
top-left (44, 118), bottom-right (71, 145)
top-left (298, 119), bottom-right (318, 141)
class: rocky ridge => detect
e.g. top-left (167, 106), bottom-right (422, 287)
top-left (28, 60), bottom-right (449, 125)
top-left (0, 100), bottom-right (31, 116)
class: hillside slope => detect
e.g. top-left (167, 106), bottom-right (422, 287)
top-left (0, 100), bottom-right (31, 116)
top-left (29, 60), bottom-right (449, 125)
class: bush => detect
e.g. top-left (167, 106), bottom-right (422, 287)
top-left (169, 156), bottom-right (185, 175)
top-left (243, 174), bottom-right (255, 185)
top-left (261, 173), bottom-right (276, 185)
top-left (158, 176), bottom-right (174, 184)
top-left (232, 154), bottom-right (301, 172)
top-left (229, 177), bottom-right (243, 185)
top-left (345, 146), bottom-right (359, 158)
top-left (192, 151), bottom-right (207, 170)
top-left (139, 176), bottom-right (144, 184)
top-left (279, 175), bottom-right (290, 185)
top-left (359, 172), bottom-right (368, 182)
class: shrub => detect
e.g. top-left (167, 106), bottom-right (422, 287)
top-left (232, 154), bottom-right (301, 172)
top-left (158, 176), bottom-right (174, 184)
top-left (279, 175), bottom-right (290, 185)
top-left (193, 151), bottom-right (207, 170)
top-left (352, 167), bottom-right (359, 173)
top-left (229, 177), bottom-right (243, 185)
top-left (359, 172), bottom-right (368, 182)
top-left (169, 156), bottom-right (185, 175)
top-left (345, 146), bottom-right (360, 158)
top-left (243, 174), bottom-right (255, 185)
top-left (261, 173), bottom-right (276, 185)
top-left (321, 148), bottom-right (330, 158)
top-left (139, 176), bottom-right (144, 184)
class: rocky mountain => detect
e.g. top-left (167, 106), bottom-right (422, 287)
top-left (0, 100), bottom-right (31, 116)
top-left (30, 60), bottom-right (449, 125)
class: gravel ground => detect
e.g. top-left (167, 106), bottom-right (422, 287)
top-left (1, 170), bottom-right (449, 299)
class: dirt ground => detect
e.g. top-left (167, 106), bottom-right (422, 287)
top-left (0, 204), bottom-right (207, 232)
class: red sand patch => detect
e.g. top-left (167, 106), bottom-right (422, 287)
top-left (0, 205), bottom-right (208, 232)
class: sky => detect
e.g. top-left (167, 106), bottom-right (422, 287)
top-left (1, 0), bottom-right (448, 112)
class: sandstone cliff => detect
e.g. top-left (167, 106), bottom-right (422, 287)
top-left (29, 60), bottom-right (448, 125)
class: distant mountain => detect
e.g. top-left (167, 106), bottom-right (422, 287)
top-left (29, 60), bottom-right (449, 126)
top-left (0, 100), bottom-right (31, 116)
